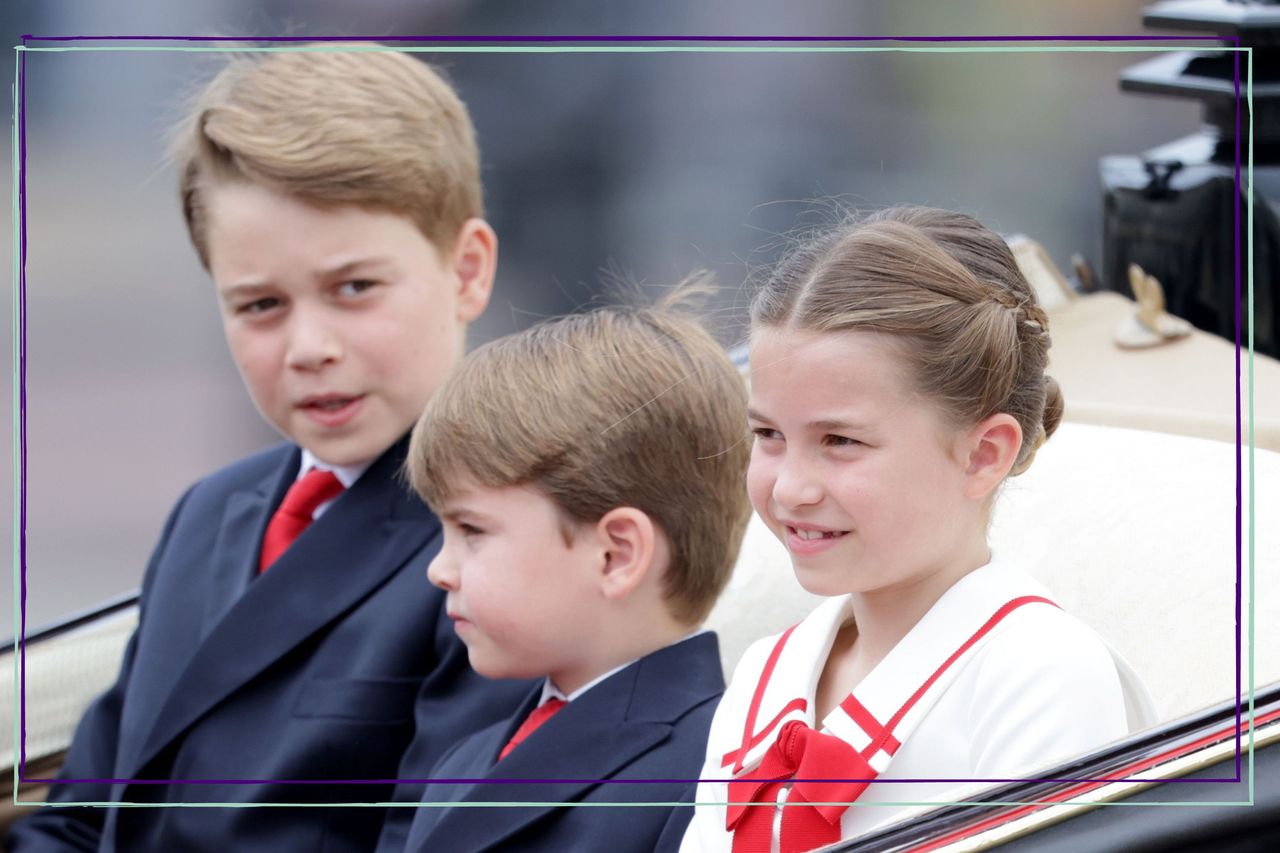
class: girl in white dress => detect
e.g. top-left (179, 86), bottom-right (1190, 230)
top-left (680, 207), bottom-right (1154, 853)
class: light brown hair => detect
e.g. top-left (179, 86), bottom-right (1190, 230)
top-left (175, 46), bottom-right (483, 267)
top-left (408, 286), bottom-right (752, 625)
top-left (752, 206), bottom-right (1063, 476)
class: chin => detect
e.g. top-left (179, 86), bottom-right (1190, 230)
top-left (467, 655), bottom-right (507, 680)
top-left (299, 434), bottom-right (393, 468)
top-left (791, 564), bottom-right (854, 598)
top-left (469, 653), bottom-right (535, 683)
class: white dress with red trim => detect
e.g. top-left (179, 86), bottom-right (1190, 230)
top-left (679, 555), bottom-right (1156, 853)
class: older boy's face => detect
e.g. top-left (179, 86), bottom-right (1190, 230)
top-left (427, 482), bottom-right (605, 694)
top-left (205, 182), bottom-right (491, 466)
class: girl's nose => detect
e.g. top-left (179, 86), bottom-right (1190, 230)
top-left (771, 456), bottom-right (824, 510)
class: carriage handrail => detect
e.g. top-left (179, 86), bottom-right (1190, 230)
top-left (2, 588), bottom-right (140, 652)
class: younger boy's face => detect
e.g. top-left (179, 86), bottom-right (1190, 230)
top-left (205, 182), bottom-right (491, 467)
top-left (427, 482), bottom-right (605, 694)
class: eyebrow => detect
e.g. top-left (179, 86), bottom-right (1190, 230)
top-left (218, 256), bottom-right (395, 299)
top-left (440, 504), bottom-right (490, 524)
top-left (318, 256), bottom-right (394, 279)
top-left (218, 282), bottom-right (272, 302)
top-left (746, 408), bottom-right (871, 432)
top-left (809, 417), bottom-right (872, 432)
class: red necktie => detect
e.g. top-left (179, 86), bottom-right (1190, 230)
top-left (258, 468), bottom-right (345, 572)
top-left (498, 698), bottom-right (566, 761)
top-left (726, 719), bottom-right (874, 853)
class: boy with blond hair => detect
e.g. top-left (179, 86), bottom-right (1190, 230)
top-left (380, 292), bottom-right (752, 853)
top-left (9, 47), bottom-right (529, 853)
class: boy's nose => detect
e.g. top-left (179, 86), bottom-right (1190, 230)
top-left (285, 311), bottom-right (342, 371)
top-left (426, 551), bottom-right (458, 591)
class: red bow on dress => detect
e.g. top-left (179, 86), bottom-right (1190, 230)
top-left (726, 719), bottom-right (874, 853)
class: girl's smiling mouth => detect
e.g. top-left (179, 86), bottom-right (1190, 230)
top-left (783, 523), bottom-right (850, 554)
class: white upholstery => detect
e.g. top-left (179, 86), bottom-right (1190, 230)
top-left (0, 608), bottom-right (137, 770)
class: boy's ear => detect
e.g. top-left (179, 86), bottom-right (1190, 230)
top-left (592, 507), bottom-right (657, 602)
top-left (962, 413), bottom-right (1022, 500)
top-left (447, 217), bottom-right (497, 325)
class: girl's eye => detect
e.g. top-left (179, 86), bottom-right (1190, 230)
top-left (825, 434), bottom-right (862, 448)
top-left (752, 427), bottom-right (781, 441)
top-left (337, 279), bottom-right (378, 297)
top-left (236, 297), bottom-right (281, 316)
top-left (458, 522), bottom-right (483, 537)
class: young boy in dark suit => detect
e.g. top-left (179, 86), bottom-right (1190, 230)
top-left (385, 291), bottom-right (752, 853)
top-left (8, 48), bottom-right (529, 853)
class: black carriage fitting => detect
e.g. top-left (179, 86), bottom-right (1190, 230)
top-left (1143, 159), bottom-right (1186, 197)
top-left (1101, 0), bottom-right (1280, 358)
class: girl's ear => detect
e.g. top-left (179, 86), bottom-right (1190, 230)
top-left (448, 217), bottom-right (497, 324)
top-left (963, 413), bottom-right (1023, 500)
top-left (592, 507), bottom-right (657, 602)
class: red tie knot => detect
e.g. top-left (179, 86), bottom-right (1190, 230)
top-left (775, 719), bottom-right (815, 768)
top-left (281, 468), bottom-right (345, 519)
top-left (258, 468), bottom-right (346, 572)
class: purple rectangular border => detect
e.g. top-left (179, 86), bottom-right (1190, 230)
top-left (14, 32), bottom-right (1249, 796)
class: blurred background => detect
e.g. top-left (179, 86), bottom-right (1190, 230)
top-left (2, 2), bottom-right (1206, 637)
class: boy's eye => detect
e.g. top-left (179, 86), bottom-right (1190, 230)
top-left (458, 522), bottom-right (483, 537)
top-left (751, 427), bottom-right (781, 441)
top-left (235, 297), bottom-right (282, 316)
top-left (824, 434), bottom-right (862, 448)
top-left (337, 279), bottom-right (378, 297)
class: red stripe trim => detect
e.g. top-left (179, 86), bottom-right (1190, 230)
top-left (721, 698), bottom-right (808, 769)
top-left (905, 706), bottom-right (1280, 853)
top-left (866, 595), bottom-right (1057, 759)
top-left (840, 694), bottom-right (902, 757)
top-left (726, 624), bottom-right (799, 772)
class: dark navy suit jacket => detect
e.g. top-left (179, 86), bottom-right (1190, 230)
top-left (7, 437), bottom-right (530, 853)
top-left (391, 632), bottom-right (723, 853)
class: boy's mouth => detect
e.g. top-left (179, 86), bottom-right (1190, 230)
top-left (298, 393), bottom-right (365, 427)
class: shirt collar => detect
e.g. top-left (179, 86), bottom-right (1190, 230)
top-left (298, 449), bottom-right (374, 489)
top-left (539, 627), bottom-right (710, 705)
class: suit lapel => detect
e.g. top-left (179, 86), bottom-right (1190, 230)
top-left (419, 633), bottom-right (723, 852)
top-left (202, 452), bottom-right (294, 632)
top-left (131, 437), bottom-right (437, 776)
top-left (113, 451), bottom-right (293, 777)
top-left (403, 695), bottom-right (537, 851)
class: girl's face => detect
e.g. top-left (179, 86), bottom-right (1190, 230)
top-left (747, 327), bottom-right (982, 598)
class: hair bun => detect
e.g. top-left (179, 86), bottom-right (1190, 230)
top-left (1042, 374), bottom-right (1064, 442)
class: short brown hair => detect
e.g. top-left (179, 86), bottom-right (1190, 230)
top-left (175, 46), bottom-right (483, 267)
top-left (408, 287), bottom-right (752, 625)
top-left (753, 206), bottom-right (1063, 476)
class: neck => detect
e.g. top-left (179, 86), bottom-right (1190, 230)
top-left (847, 538), bottom-right (992, 668)
top-left (550, 611), bottom-right (694, 696)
